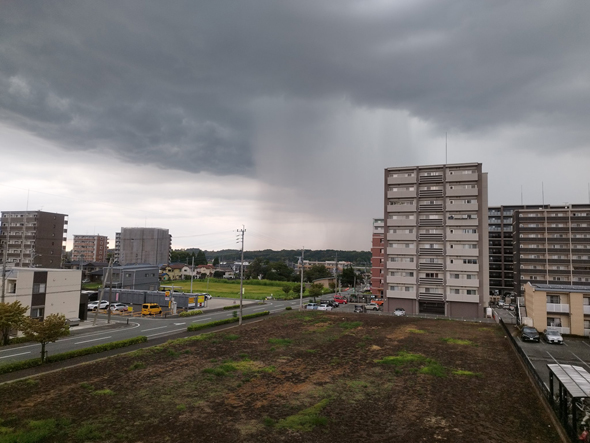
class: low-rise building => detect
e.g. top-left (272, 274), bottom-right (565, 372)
top-left (523, 283), bottom-right (590, 337)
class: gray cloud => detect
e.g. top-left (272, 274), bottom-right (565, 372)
top-left (1, 0), bottom-right (589, 179)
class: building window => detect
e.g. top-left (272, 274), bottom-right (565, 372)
top-left (32, 283), bottom-right (46, 294)
top-left (547, 317), bottom-right (562, 328)
top-left (547, 295), bottom-right (560, 304)
top-left (30, 307), bottom-right (44, 319)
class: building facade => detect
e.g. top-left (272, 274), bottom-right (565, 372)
top-left (384, 163), bottom-right (489, 318)
top-left (0, 268), bottom-right (83, 323)
top-left (72, 235), bottom-right (108, 262)
top-left (0, 211), bottom-right (67, 268)
top-left (115, 227), bottom-right (171, 266)
top-left (371, 218), bottom-right (385, 298)
top-left (523, 283), bottom-right (590, 337)
top-left (513, 206), bottom-right (590, 296)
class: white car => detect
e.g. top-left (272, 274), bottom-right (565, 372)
top-left (317, 303), bottom-right (332, 311)
top-left (306, 303), bottom-right (318, 310)
top-left (393, 308), bottom-right (406, 317)
top-left (88, 300), bottom-right (109, 311)
top-left (109, 302), bottom-right (128, 312)
top-left (543, 329), bottom-right (564, 345)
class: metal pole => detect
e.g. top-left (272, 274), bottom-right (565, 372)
top-left (299, 247), bottom-right (304, 310)
top-left (238, 226), bottom-right (245, 326)
top-left (107, 261), bottom-right (113, 324)
top-left (190, 256), bottom-right (194, 293)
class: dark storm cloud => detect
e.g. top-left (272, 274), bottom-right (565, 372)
top-left (1, 0), bottom-right (589, 175)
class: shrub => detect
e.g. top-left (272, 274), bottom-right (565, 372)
top-left (285, 306), bottom-right (292, 311)
top-left (223, 304), bottom-right (241, 310)
top-left (179, 310), bottom-right (203, 317)
top-left (187, 311), bottom-right (269, 332)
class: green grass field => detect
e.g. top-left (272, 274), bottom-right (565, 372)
top-left (158, 279), bottom-right (304, 300)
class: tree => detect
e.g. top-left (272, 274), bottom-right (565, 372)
top-left (195, 250), bottom-right (208, 266)
top-left (308, 283), bottom-right (324, 300)
top-left (23, 314), bottom-right (70, 362)
top-left (212, 256), bottom-right (220, 267)
top-left (0, 301), bottom-right (28, 346)
top-left (340, 265), bottom-right (356, 287)
top-left (304, 264), bottom-right (332, 283)
top-left (328, 281), bottom-right (336, 292)
top-left (281, 285), bottom-right (292, 295)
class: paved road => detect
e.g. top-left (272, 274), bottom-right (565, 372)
top-left (0, 298), bottom-right (309, 365)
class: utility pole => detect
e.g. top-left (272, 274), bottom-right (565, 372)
top-left (237, 226), bottom-right (245, 325)
top-left (299, 247), bottom-right (304, 310)
top-left (335, 252), bottom-right (339, 294)
top-left (1, 247), bottom-right (7, 303)
top-left (93, 257), bottom-right (113, 326)
top-left (190, 256), bottom-right (194, 293)
top-left (107, 260), bottom-right (113, 324)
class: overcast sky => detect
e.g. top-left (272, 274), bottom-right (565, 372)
top-left (1, 1), bottom-right (589, 252)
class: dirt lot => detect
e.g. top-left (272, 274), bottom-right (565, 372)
top-left (0, 312), bottom-right (561, 442)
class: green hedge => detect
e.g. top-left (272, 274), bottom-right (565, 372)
top-left (187, 311), bottom-right (269, 332)
top-left (0, 336), bottom-right (148, 375)
top-left (223, 304), bottom-right (241, 310)
top-left (179, 310), bottom-right (203, 317)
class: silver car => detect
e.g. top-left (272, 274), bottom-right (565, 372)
top-left (542, 329), bottom-right (564, 344)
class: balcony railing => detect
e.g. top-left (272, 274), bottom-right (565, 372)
top-left (546, 303), bottom-right (570, 313)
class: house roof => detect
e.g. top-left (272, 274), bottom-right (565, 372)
top-left (531, 283), bottom-right (590, 293)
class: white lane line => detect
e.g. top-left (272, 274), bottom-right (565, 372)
top-left (192, 317), bottom-right (211, 323)
top-left (75, 336), bottom-right (112, 345)
top-left (290, 302), bottom-right (298, 305)
top-left (546, 351), bottom-right (559, 364)
top-left (253, 308), bottom-right (266, 311)
top-left (0, 351), bottom-right (31, 359)
top-left (583, 342), bottom-right (590, 350)
top-left (570, 352), bottom-right (590, 370)
top-left (0, 343), bottom-right (39, 353)
top-left (271, 309), bottom-right (283, 313)
top-left (173, 322), bottom-right (186, 325)
top-left (146, 328), bottom-right (186, 338)
top-left (140, 326), bottom-right (168, 332)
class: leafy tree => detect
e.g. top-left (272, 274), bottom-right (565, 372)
top-left (340, 265), bottom-right (356, 287)
top-left (266, 261), bottom-right (294, 282)
top-left (328, 281), bottom-right (336, 292)
top-left (281, 285), bottom-right (292, 295)
top-left (245, 257), bottom-right (265, 279)
top-left (213, 271), bottom-right (224, 279)
top-left (195, 250), bottom-right (208, 266)
top-left (0, 301), bottom-right (29, 346)
top-left (307, 283), bottom-right (324, 300)
top-left (23, 314), bottom-right (70, 362)
top-left (304, 264), bottom-right (332, 283)
top-left (212, 256), bottom-right (220, 267)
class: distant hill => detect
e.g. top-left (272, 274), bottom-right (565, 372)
top-left (180, 248), bottom-right (371, 266)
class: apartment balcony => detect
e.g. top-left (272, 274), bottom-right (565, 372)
top-left (419, 175), bottom-right (443, 184)
top-left (390, 205), bottom-right (416, 212)
top-left (387, 218), bottom-right (416, 227)
top-left (584, 329), bottom-right (590, 337)
top-left (446, 293), bottom-right (479, 303)
top-left (419, 189), bottom-right (444, 198)
top-left (447, 203), bottom-right (479, 212)
top-left (419, 248), bottom-right (443, 255)
top-left (386, 289), bottom-right (416, 299)
top-left (386, 275), bottom-right (416, 285)
top-left (419, 277), bottom-right (443, 285)
top-left (387, 247), bottom-right (415, 255)
top-left (418, 219), bottom-right (443, 227)
top-left (418, 233), bottom-right (443, 241)
top-left (387, 190), bottom-right (417, 199)
top-left (450, 279), bottom-right (479, 288)
top-left (447, 262), bottom-right (479, 272)
top-left (447, 187), bottom-right (478, 197)
top-left (387, 175), bottom-right (416, 185)
top-left (386, 261), bottom-right (416, 270)
top-left (583, 306), bottom-right (590, 315)
top-left (550, 327), bottom-right (570, 335)
top-left (546, 304), bottom-right (570, 313)
top-left (418, 262), bottom-right (444, 270)
top-left (446, 171), bottom-right (478, 182)
top-left (447, 247), bottom-right (478, 257)
top-left (388, 233), bottom-right (416, 241)
top-left (419, 203), bottom-right (443, 211)
top-left (448, 232), bottom-right (478, 242)
top-left (418, 292), bottom-right (444, 301)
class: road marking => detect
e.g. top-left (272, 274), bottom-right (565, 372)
top-left (290, 302), bottom-right (298, 305)
top-left (140, 326), bottom-right (168, 332)
top-left (546, 351), bottom-right (559, 364)
top-left (75, 336), bottom-right (112, 345)
top-left (192, 317), bottom-right (211, 323)
top-left (253, 308), bottom-right (266, 311)
top-left (0, 351), bottom-right (31, 359)
top-left (271, 309), bottom-right (283, 313)
top-left (173, 322), bottom-right (186, 325)
top-left (570, 352), bottom-right (590, 370)
top-left (583, 342), bottom-right (590, 350)
top-left (0, 343), bottom-right (39, 353)
top-left (146, 328), bottom-right (186, 338)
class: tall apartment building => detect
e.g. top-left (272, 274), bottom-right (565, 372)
top-left (115, 227), bottom-right (171, 266)
top-left (384, 163), bottom-right (489, 318)
top-left (513, 206), bottom-right (590, 296)
top-left (72, 235), bottom-right (108, 262)
top-left (371, 218), bottom-right (385, 299)
top-left (0, 211), bottom-right (67, 268)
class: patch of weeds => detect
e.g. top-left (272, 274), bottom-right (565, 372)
top-left (176, 404), bottom-right (187, 411)
top-left (260, 365), bottom-right (276, 373)
top-left (75, 423), bottom-right (102, 441)
top-left (340, 321), bottom-right (362, 330)
top-left (375, 351), bottom-right (426, 366)
top-left (24, 379), bottom-right (39, 387)
top-left (93, 389), bottom-right (115, 396)
top-left (263, 417), bottom-right (276, 427)
top-left (268, 338), bottom-right (292, 346)
top-left (306, 349), bottom-right (317, 353)
top-left (408, 329), bottom-right (426, 334)
top-left (181, 349), bottom-right (191, 354)
top-left (79, 382), bottom-right (94, 390)
top-left (478, 327), bottom-right (492, 332)
top-left (285, 306), bottom-right (292, 310)
top-left (269, 347), bottom-right (276, 351)
top-left (129, 361), bottom-right (146, 371)
top-left (275, 399), bottom-right (330, 431)
top-left (239, 353), bottom-right (249, 359)
top-left (330, 357), bottom-right (341, 366)
top-left (167, 349), bottom-right (181, 358)
top-left (224, 334), bottom-right (239, 341)
top-left (442, 338), bottom-right (474, 346)
top-left (453, 370), bottom-right (483, 377)
top-left (419, 360), bottom-right (447, 377)
top-left (0, 418), bottom-right (65, 443)
top-left (347, 380), bottom-right (369, 390)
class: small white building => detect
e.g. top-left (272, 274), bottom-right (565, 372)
top-left (1, 267), bottom-right (83, 322)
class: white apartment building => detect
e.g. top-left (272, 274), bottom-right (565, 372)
top-left (384, 163), bottom-right (489, 318)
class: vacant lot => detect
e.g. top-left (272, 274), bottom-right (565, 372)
top-left (160, 279), bottom-right (300, 300)
top-left (0, 313), bottom-right (560, 442)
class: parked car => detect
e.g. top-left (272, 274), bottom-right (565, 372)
top-left (141, 303), bottom-right (163, 316)
top-left (334, 295), bottom-right (348, 305)
top-left (201, 293), bottom-right (212, 300)
top-left (521, 326), bottom-right (540, 342)
top-left (88, 300), bottom-right (109, 311)
top-left (497, 300), bottom-right (505, 308)
top-left (393, 308), bottom-right (406, 317)
top-left (508, 303), bottom-right (516, 311)
top-left (353, 305), bottom-right (363, 313)
top-left (306, 303), bottom-right (318, 310)
top-left (109, 302), bottom-right (128, 312)
top-left (542, 328), bottom-right (564, 344)
top-left (317, 303), bottom-right (333, 311)
top-left (365, 303), bottom-right (380, 311)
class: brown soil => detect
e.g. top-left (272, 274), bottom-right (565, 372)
top-left (0, 312), bottom-right (561, 442)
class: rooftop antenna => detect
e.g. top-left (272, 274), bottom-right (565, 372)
top-left (542, 182), bottom-right (545, 206)
top-left (588, 183), bottom-right (589, 204)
